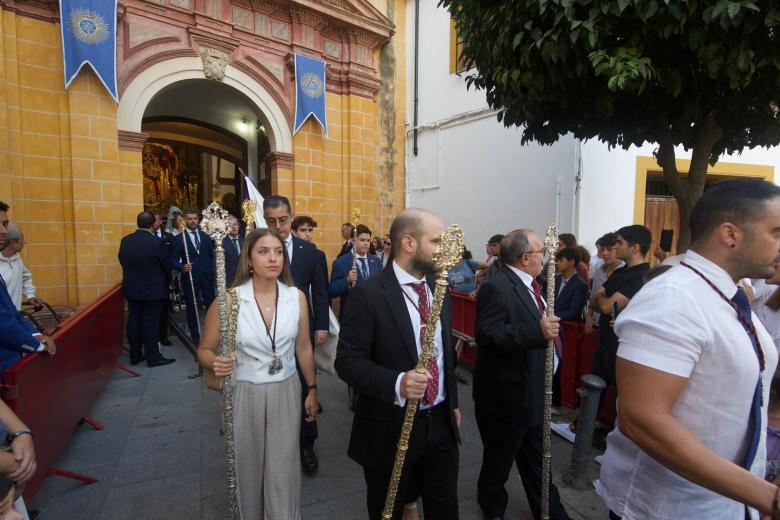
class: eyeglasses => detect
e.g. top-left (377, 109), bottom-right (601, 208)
top-left (524, 248), bottom-right (547, 257)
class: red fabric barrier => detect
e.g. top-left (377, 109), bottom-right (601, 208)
top-left (2, 284), bottom-right (124, 500)
top-left (560, 321), bottom-right (580, 409)
top-left (450, 290), bottom-right (477, 365)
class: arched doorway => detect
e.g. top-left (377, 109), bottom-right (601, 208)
top-left (117, 56), bottom-right (294, 215)
top-left (139, 79), bottom-right (273, 215)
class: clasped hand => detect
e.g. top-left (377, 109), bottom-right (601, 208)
top-left (212, 353), bottom-right (235, 377)
top-left (400, 368), bottom-right (433, 400)
top-left (540, 316), bottom-right (561, 341)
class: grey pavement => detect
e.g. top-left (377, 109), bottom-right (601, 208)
top-left (32, 334), bottom-right (608, 519)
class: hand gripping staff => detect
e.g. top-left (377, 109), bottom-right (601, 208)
top-left (382, 224), bottom-right (465, 519)
top-left (175, 215), bottom-right (201, 338)
top-left (541, 223), bottom-right (559, 520)
top-left (200, 202), bottom-right (239, 520)
top-left (350, 208), bottom-right (361, 287)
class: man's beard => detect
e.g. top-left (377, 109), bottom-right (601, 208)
top-left (410, 251), bottom-right (437, 275)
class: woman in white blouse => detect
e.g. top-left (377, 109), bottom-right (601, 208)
top-left (198, 228), bottom-right (318, 519)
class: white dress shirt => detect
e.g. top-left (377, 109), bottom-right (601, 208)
top-left (597, 250), bottom-right (778, 520)
top-left (392, 261), bottom-right (445, 408)
top-left (0, 253), bottom-right (35, 310)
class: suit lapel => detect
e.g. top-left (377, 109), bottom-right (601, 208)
top-left (380, 269), bottom-right (418, 363)
top-left (502, 267), bottom-right (541, 319)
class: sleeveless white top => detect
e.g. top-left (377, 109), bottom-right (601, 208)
top-left (233, 279), bottom-right (300, 384)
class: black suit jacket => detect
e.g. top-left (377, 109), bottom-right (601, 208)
top-left (473, 265), bottom-right (548, 427)
top-left (222, 235), bottom-right (244, 287)
top-left (171, 229), bottom-right (215, 282)
top-left (289, 236), bottom-right (329, 333)
top-left (338, 240), bottom-right (353, 258)
top-left (335, 267), bottom-right (460, 472)
top-left (553, 274), bottom-right (588, 322)
top-left (119, 229), bottom-right (170, 301)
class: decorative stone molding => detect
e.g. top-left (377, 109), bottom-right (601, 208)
top-left (117, 130), bottom-right (149, 152)
top-left (290, 7), bottom-right (327, 31)
top-left (265, 151), bottom-right (294, 170)
top-left (127, 22), bottom-right (179, 50)
top-left (199, 47), bottom-right (229, 81)
top-left (0, 0), bottom-right (58, 22)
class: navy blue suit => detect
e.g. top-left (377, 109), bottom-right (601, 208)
top-left (553, 274), bottom-right (589, 322)
top-left (119, 229), bottom-right (171, 363)
top-left (329, 253), bottom-right (382, 321)
top-left (222, 234), bottom-right (244, 288)
top-left (0, 276), bottom-right (41, 370)
top-left (153, 229), bottom-right (174, 340)
top-left (287, 235), bottom-right (329, 451)
top-left (171, 229), bottom-right (215, 343)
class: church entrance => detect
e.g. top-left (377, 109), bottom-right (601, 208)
top-left (140, 79), bottom-right (272, 216)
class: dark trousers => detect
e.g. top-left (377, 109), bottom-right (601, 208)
top-left (127, 299), bottom-right (164, 362)
top-left (181, 272), bottom-right (214, 343)
top-left (158, 299), bottom-right (170, 340)
top-left (363, 403), bottom-right (459, 520)
top-left (475, 405), bottom-right (569, 520)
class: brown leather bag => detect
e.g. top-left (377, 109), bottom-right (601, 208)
top-left (204, 288), bottom-right (240, 391)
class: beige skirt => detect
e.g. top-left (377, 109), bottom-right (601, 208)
top-left (233, 374), bottom-right (302, 520)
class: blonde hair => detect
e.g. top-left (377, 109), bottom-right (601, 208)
top-left (231, 228), bottom-right (294, 288)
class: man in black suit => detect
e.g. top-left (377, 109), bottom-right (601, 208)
top-left (171, 209), bottom-right (215, 345)
top-left (263, 195), bottom-right (329, 473)
top-left (338, 222), bottom-right (354, 257)
top-left (222, 215), bottom-right (243, 288)
top-left (474, 229), bottom-right (570, 520)
top-left (553, 247), bottom-right (589, 322)
top-left (118, 212), bottom-right (175, 367)
top-left (336, 208), bottom-right (461, 520)
top-left (152, 213), bottom-right (174, 346)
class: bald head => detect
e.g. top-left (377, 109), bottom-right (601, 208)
top-left (388, 208), bottom-right (444, 277)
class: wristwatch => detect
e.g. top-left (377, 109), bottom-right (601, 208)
top-left (6, 428), bottom-right (32, 444)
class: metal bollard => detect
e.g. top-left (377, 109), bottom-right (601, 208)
top-left (562, 374), bottom-right (607, 489)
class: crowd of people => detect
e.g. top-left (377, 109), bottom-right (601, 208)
top-left (2, 176), bottom-right (780, 520)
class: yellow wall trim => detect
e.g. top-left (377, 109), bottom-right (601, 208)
top-left (633, 155), bottom-right (776, 224)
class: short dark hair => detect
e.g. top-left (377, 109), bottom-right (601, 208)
top-left (355, 224), bottom-right (372, 236)
top-left (555, 247), bottom-right (581, 264)
top-left (559, 233), bottom-right (577, 248)
top-left (263, 195), bottom-right (292, 214)
top-left (616, 224), bottom-right (652, 256)
top-left (462, 248), bottom-right (473, 260)
top-left (690, 179), bottom-right (780, 244)
top-left (0, 201), bottom-right (8, 212)
top-left (488, 234), bottom-right (505, 245)
top-left (292, 215), bottom-right (317, 230)
top-left (342, 222), bottom-right (354, 230)
top-left (183, 209), bottom-right (199, 217)
top-left (137, 211), bottom-right (156, 229)
top-left (596, 232), bottom-right (618, 248)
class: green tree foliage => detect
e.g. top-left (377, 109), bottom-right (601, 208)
top-left (442, 0), bottom-right (780, 250)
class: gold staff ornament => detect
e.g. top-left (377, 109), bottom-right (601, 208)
top-left (541, 223), bottom-right (559, 520)
top-left (350, 208), bottom-right (361, 287)
top-left (200, 202), bottom-right (240, 520)
top-left (382, 224), bottom-right (465, 519)
top-left (242, 199), bottom-right (257, 239)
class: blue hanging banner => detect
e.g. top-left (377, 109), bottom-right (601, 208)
top-left (293, 54), bottom-right (328, 136)
top-left (59, 0), bottom-right (118, 101)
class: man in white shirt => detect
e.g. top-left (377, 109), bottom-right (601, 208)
top-left (598, 178), bottom-right (780, 519)
top-left (0, 225), bottom-right (39, 311)
top-left (335, 208), bottom-right (461, 519)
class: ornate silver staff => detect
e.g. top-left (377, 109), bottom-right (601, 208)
top-left (382, 224), bottom-right (465, 519)
top-left (242, 199), bottom-right (257, 237)
top-left (200, 202), bottom-right (238, 520)
top-left (349, 208), bottom-right (361, 286)
top-left (541, 223), bottom-right (559, 520)
top-left (175, 215), bottom-right (201, 338)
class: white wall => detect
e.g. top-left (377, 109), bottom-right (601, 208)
top-left (405, 0), bottom-right (579, 255)
top-left (577, 141), bottom-right (780, 253)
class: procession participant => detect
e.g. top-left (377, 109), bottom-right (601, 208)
top-left (335, 208), bottom-right (461, 520)
top-left (222, 216), bottom-right (243, 288)
top-left (598, 178), bottom-right (780, 519)
top-left (198, 228), bottom-right (318, 519)
top-left (329, 224), bottom-right (382, 321)
top-left (171, 209), bottom-right (215, 345)
top-left (291, 215), bottom-right (318, 242)
top-left (263, 195), bottom-right (328, 473)
top-left (152, 213), bottom-right (175, 346)
top-left (473, 229), bottom-right (570, 520)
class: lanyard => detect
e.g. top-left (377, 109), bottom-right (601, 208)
top-left (254, 286), bottom-right (279, 356)
top-left (400, 284), bottom-right (430, 320)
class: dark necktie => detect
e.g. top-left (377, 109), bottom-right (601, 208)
top-left (732, 287), bottom-right (763, 470)
top-left (409, 282), bottom-right (439, 405)
top-left (232, 238), bottom-right (240, 254)
top-left (192, 231), bottom-right (201, 250)
top-left (358, 257), bottom-right (368, 280)
top-left (532, 279), bottom-right (562, 357)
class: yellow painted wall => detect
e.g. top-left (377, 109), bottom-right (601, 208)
top-left (0, 7), bottom-right (141, 305)
top-left (0, 2), bottom-right (406, 304)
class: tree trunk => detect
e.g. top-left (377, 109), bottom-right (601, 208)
top-left (655, 111), bottom-right (722, 253)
